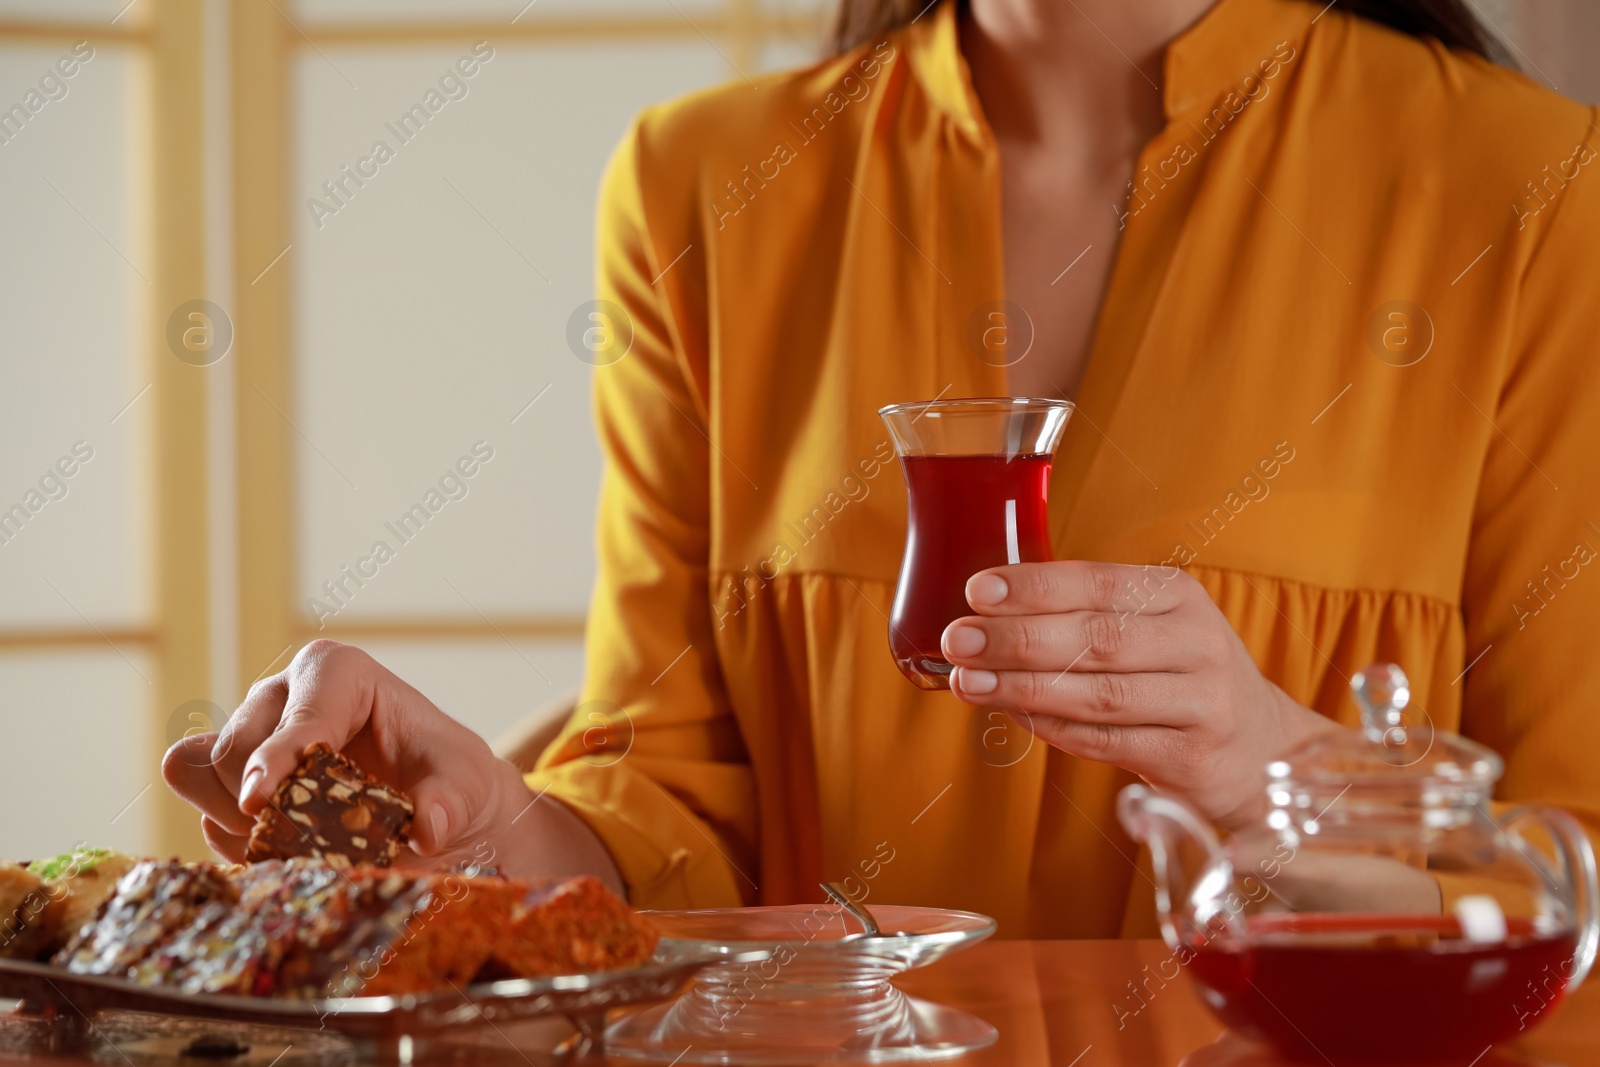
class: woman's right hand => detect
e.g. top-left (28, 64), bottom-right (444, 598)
top-left (161, 640), bottom-right (622, 890)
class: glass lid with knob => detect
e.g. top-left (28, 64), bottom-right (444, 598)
top-left (1265, 662), bottom-right (1506, 815)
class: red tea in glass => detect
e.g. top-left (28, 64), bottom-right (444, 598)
top-left (879, 399), bottom-right (1073, 689)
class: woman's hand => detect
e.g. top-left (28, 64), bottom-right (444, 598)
top-left (941, 561), bottom-right (1340, 831)
top-left (162, 639), bottom-right (621, 890)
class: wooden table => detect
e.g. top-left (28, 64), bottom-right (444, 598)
top-left (2, 940), bottom-right (1595, 1066)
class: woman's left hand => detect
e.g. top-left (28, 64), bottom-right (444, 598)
top-left (942, 560), bottom-right (1340, 831)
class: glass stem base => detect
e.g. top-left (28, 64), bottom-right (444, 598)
top-left (894, 654), bottom-right (953, 691)
top-left (605, 959), bottom-right (996, 1064)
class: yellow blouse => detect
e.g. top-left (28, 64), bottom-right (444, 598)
top-left (530, 0), bottom-right (1600, 938)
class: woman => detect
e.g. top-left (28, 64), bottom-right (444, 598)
top-left (167, 0), bottom-right (1600, 938)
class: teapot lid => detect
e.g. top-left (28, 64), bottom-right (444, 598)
top-left (1267, 664), bottom-right (1503, 793)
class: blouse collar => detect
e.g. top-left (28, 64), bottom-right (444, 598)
top-left (904, 0), bottom-right (1321, 132)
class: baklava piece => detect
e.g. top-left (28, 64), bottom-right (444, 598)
top-left (27, 847), bottom-right (140, 955)
top-left (0, 862), bottom-right (50, 960)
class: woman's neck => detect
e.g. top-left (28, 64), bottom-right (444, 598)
top-left (959, 0), bottom-right (1223, 400)
top-left (961, 0), bottom-right (1219, 154)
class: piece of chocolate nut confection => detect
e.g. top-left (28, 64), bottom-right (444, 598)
top-left (56, 861), bottom-right (236, 978)
top-left (244, 742), bottom-right (415, 868)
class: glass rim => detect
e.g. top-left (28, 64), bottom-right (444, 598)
top-left (877, 396), bottom-right (1076, 419)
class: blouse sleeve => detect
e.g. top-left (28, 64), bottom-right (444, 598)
top-left (1457, 108), bottom-right (1600, 850)
top-left (525, 117), bottom-right (758, 908)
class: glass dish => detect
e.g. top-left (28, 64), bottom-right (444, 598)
top-left (606, 904), bottom-right (998, 1064)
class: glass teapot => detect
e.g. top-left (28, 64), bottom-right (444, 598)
top-left (1117, 663), bottom-right (1599, 1062)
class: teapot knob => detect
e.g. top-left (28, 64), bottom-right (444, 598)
top-left (1351, 663), bottom-right (1412, 746)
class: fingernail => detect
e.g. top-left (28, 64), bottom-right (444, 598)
top-left (240, 767), bottom-right (263, 802)
top-left (943, 624), bottom-right (986, 658)
top-left (967, 573), bottom-right (1008, 607)
top-left (958, 668), bottom-right (998, 695)
top-left (429, 804), bottom-right (449, 846)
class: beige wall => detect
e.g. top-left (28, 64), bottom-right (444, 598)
top-left (0, 0), bottom-right (828, 861)
top-left (1502, 0), bottom-right (1600, 103)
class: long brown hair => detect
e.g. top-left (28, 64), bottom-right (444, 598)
top-left (829, 0), bottom-right (1511, 64)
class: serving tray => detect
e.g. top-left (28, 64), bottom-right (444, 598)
top-left (0, 943), bottom-right (771, 1057)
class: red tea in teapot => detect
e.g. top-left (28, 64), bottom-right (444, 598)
top-left (1188, 914), bottom-right (1577, 1061)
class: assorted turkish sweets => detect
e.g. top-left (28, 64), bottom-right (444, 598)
top-left (51, 862), bottom-right (656, 998)
top-left (3, 747), bottom-right (659, 999)
top-left (58, 859), bottom-right (541, 997)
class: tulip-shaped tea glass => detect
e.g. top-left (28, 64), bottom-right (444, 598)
top-left (878, 398), bottom-right (1074, 689)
